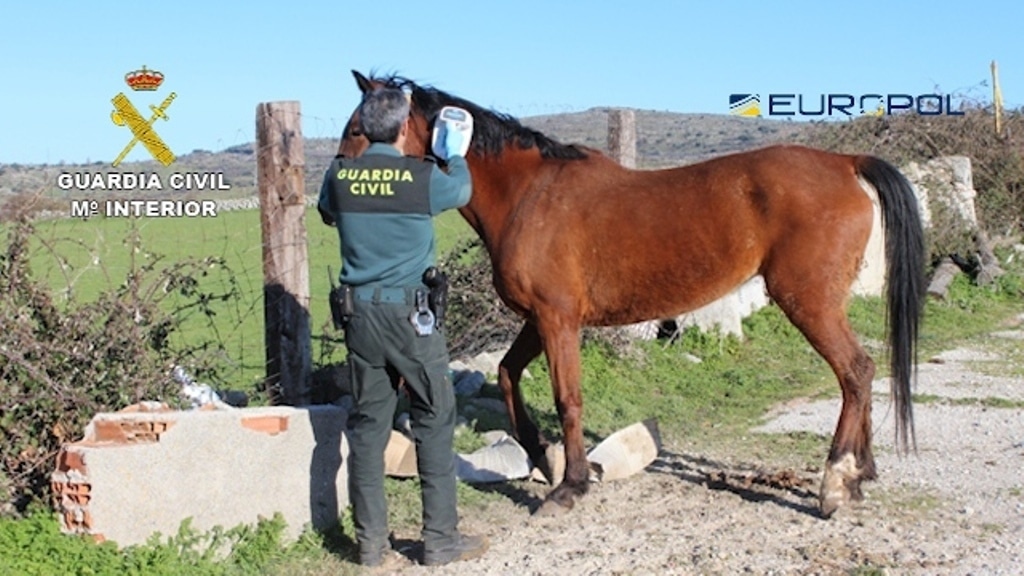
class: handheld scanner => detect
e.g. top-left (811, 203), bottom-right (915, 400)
top-left (431, 106), bottom-right (474, 158)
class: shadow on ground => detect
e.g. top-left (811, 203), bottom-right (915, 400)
top-left (648, 449), bottom-right (824, 518)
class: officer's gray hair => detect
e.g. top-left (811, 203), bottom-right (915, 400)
top-left (358, 88), bottom-right (410, 143)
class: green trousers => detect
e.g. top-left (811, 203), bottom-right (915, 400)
top-left (344, 291), bottom-right (459, 553)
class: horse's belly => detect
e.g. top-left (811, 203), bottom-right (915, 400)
top-left (584, 262), bottom-right (758, 327)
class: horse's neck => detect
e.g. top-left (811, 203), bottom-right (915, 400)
top-left (460, 149), bottom-right (550, 253)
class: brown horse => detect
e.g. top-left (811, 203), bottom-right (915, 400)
top-left (337, 71), bottom-right (925, 518)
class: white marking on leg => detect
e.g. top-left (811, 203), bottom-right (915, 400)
top-left (820, 453), bottom-right (861, 513)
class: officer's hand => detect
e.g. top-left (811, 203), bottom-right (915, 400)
top-left (443, 126), bottom-right (465, 159)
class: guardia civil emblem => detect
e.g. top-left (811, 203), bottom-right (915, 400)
top-left (110, 65), bottom-right (177, 167)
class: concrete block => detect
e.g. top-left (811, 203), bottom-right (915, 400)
top-left (51, 404), bottom-right (349, 547)
top-left (855, 156), bottom-right (978, 296)
top-left (621, 320), bottom-right (660, 340)
top-left (619, 277), bottom-right (770, 342)
top-left (676, 275), bottom-right (769, 338)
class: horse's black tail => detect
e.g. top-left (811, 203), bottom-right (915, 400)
top-left (856, 156), bottom-right (926, 455)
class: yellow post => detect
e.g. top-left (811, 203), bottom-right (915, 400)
top-left (991, 60), bottom-right (1004, 137)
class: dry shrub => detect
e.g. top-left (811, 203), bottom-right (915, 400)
top-left (0, 220), bottom-right (241, 514)
top-left (800, 106), bottom-right (1024, 252)
top-left (439, 238), bottom-right (521, 360)
top-left (440, 238), bottom-right (642, 362)
top-left (0, 194), bottom-right (68, 223)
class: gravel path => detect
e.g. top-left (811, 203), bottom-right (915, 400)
top-left (376, 327), bottom-right (1024, 575)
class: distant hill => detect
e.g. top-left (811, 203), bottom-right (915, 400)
top-left (523, 108), bottom-right (808, 168)
top-left (0, 109), bottom-right (813, 212)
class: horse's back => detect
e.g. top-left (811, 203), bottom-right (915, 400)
top-left (499, 144), bottom-right (875, 325)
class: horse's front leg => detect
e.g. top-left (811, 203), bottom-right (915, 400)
top-left (497, 322), bottom-right (548, 472)
top-left (534, 321), bottom-right (589, 515)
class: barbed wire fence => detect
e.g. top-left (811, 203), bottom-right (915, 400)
top-left (0, 108), bottom-right (476, 398)
top-left (3, 89), bottom-right (1021, 406)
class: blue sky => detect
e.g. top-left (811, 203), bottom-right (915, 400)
top-left (1, 0), bottom-right (1020, 165)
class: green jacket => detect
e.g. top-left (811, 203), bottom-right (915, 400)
top-left (318, 143), bottom-right (471, 288)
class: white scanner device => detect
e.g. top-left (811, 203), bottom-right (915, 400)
top-left (431, 106), bottom-right (474, 159)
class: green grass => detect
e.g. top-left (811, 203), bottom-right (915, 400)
top-left (0, 507), bottom-right (359, 576)
top-left (872, 484), bottom-right (943, 517)
top-left (912, 394), bottom-right (1024, 409)
top-left (19, 208), bottom-right (472, 395)
top-left (971, 336), bottom-right (1024, 379)
top-left (514, 305), bottom-right (839, 448)
top-left (5, 210), bottom-right (1023, 573)
top-left (914, 271), bottom-right (1024, 357)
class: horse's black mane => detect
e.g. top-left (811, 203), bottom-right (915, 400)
top-left (371, 74), bottom-right (587, 161)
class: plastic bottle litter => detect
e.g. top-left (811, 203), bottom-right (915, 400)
top-left (172, 365), bottom-right (230, 410)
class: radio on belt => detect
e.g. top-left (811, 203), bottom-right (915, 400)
top-left (431, 106), bottom-right (474, 159)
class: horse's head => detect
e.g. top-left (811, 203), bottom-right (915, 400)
top-left (337, 71), bottom-right (434, 159)
top-left (338, 70), bottom-right (589, 163)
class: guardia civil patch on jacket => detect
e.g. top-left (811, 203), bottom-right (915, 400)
top-left (327, 154), bottom-right (433, 214)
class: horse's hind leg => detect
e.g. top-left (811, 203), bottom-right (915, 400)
top-left (497, 323), bottom-right (550, 476)
top-left (766, 273), bottom-right (877, 517)
top-left (818, 333), bottom-right (877, 518)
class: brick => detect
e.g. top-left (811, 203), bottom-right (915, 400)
top-left (241, 415), bottom-right (289, 435)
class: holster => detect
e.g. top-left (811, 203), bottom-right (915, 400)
top-left (422, 266), bottom-right (449, 331)
top-left (329, 284), bottom-right (353, 330)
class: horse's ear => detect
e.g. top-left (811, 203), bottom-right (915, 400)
top-left (352, 70), bottom-right (373, 94)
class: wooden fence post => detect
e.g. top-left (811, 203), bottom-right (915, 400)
top-left (607, 109), bottom-right (637, 168)
top-left (256, 101), bottom-right (311, 406)
top-left (992, 60), bottom-right (1004, 137)
top-left (607, 108), bottom-right (662, 340)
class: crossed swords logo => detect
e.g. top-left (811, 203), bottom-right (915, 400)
top-left (110, 92), bottom-right (177, 167)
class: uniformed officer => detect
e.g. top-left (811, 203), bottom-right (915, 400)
top-left (318, 87), bottom-right (487, 567)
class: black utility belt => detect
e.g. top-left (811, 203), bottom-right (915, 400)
top-left (351, 286), bottom-right (420, 304)
top-left (349, 285), bottom-right (435, 336)
top-left (330, 268), bottom-right (448, 336)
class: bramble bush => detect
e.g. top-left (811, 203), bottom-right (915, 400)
top-left (0, 220), bottom-right (242, 514)
top-left (438, 238), bottom-right (522, 360)
top-left (438, 237), bottom-right (640, 361)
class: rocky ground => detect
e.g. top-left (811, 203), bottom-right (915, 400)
top-left (370, 317), bottom-right (1024, 575)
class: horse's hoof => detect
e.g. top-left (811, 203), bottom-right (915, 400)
top-left (818, 475), bottom-right (849, 518)
top-left (533, 499), bottom-right (571, 517)
top-left (818, 493), bottom-right (844, 519)
top-left (819, 453), bottom-right (859, 518)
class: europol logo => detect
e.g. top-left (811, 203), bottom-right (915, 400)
top-left (110, 65), bottom-right (177, 167)
top-left (729, 94), bottom-right (761, 117)
top-left (729, 91), bottom-right (963, 117)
